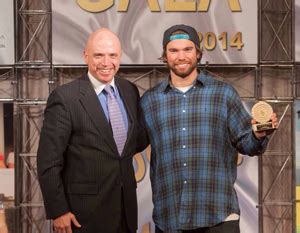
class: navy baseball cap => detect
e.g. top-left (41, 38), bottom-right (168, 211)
top-left (163, 24), bottom-right (200, 48)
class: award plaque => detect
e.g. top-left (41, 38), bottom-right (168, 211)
top-left (251, 101), bottom-right (274, 132)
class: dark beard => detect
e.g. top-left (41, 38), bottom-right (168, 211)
top-left (168, 60), bottom-right (198, 78)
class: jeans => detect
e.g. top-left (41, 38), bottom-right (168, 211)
top-left (155, 220), bottom-right (240, 233)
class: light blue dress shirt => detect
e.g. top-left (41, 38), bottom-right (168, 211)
top-left (87, 72), bottom-right (128, 132)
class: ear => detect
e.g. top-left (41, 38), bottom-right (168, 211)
top-left (197, 51), bottom-right (202, 61)
top-left (83, 50), bottom-right (88, 64)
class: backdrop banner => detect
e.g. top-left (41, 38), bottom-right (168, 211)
top-left (52, 0), bottom-right (257, 65)
top-left (0, 169), bottom-right (14, 197)
top-left (134, 101), bottom-right (258, 233)
top-left (295, 101), bottom-right (300, 233)
top-left (296, 1), bottom-right (300, 62)
top-left (0, 0), bottom-right (14, 65)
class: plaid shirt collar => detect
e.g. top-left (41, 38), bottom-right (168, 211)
top-left (161, 72), bottom-right (206, 93)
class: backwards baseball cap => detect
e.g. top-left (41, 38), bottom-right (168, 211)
top-left (163, 24), bottom-right (200, 48)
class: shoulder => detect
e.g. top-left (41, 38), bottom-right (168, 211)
top-left (47, 77), bottom-right (84, 105)
top-left (52, 78), bottom-right (81, 95)
top-left (117, 77), bottom-right (138, 90)
top-left (200, 72), bottom-right (238, 97)
top-left (141, 80), bottom-right (167, 101)
top-left (116, 77), bottom-right (140, 97)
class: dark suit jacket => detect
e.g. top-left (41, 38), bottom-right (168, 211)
top-left (37, 75), bottom-right (148, 233)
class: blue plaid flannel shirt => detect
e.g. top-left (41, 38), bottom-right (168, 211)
top-left (140, 72), bottom-right (268, 232)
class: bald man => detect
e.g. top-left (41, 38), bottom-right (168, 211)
top-left (37, 28), bottom-right (148, 233)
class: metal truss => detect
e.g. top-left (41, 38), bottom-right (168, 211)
top-left (7, 0), bottom-right (297, 232)
top-left (0, 67), bottom-right (16, 100)
top-left (259, 0), bottom-right (293, 63)
top-left (16, 0), bottom-right (51, 64)
top-left (15, 101), bottom-right (49, 233)
top-left (13, 0), bottom-right (52, 232)
top-left (53, 66), bottom-right (170, 95)
top-left (259, 65), bottom-right (295, 99)
top-left (296, 64), bottom-right (300, 98)
top-left (259, 0), bottom-right (295, 231)
top-left (259, 101), bottom-right (294, 233)
top-left (204, 66), bottom-right (257, 99)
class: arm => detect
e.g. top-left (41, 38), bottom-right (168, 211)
top-left (133, 84), bottom-right (149, 153)
top-left (227, 89), bottom-right (270, 156)
top-left (252, 113), bottom-right (278, 139)
top-left (37, 89), bottom-right (81, 232)
top-left (136, 103), bottom-right (149, 153)
top-left (37, 89), bottom-right (72, 219)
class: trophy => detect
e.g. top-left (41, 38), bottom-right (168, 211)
top-left (251, 101), bottom-right (275, 132)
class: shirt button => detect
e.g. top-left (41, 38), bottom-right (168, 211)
top-left (182, 145), bottom-right (186, 149)
top-left (182, 110), bottom-right (186, 113)
top-left (183, 163), bottom-right (187, 167)
top-left (183, 94), bottom-right (186, 98)
top-left (182, 128), bottom-right (186, 131)
top-left (184, 180), bottom-right (187, 184)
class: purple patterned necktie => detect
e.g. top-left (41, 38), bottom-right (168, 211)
top-left (104, 85), bottom-right (127, 156)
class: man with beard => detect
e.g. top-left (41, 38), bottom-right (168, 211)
top-left (140, 24), bottom-right (277, 233)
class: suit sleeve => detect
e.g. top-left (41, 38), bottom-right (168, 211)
top-left (132, 84), bottom-right (149, 153)
top-left (37, 89), bottom-right (72, 219)
top-left (136, 104), bottom-right (149, 153)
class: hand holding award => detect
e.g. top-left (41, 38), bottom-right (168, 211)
top-left (251, 101), bottom-right (276, 132)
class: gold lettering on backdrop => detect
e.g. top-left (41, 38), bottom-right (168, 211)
top-left (230, 32), bottom-right (244, 50)
top-left (228, 0), bottom-right (242, 12)
top-left (134, 152), bottom-right (146, 182)
top-left (148, 0), bottom-right (161, 12)
top-left (77, 0), bottom-right (242, 12)
top-left (117, 0), bottom-right (129, 11)
top-left (218, 32), bottom-right (228, 50)
top-left (198, 0), bottom-right (210, 11)
top-left (142, 223), bottom-right (151, 233)
top-left (197, 32), bottom-right (243, 51)
top-left (165, 0), bottom-right (196, 12)
top-left (76, 0), bottom-right (114, 12)
top-left (134, 146), bottom-right (151, 182)
top-left (198, 0), bottom-right (241, 12)
top-left (203, 32), bottom-right (216, 51)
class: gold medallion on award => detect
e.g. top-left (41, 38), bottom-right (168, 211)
top-left (251, 101), bottom-right (275, 132)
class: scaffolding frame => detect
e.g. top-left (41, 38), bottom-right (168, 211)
top-left (0, 0), bottom-right (295, 232)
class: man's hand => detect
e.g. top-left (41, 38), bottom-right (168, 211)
top-left (252, 113), bottom-right (278, 139)
top-left (0, 209), bottom-right (9, 233)
top-left (53, 212), bottom-right (81, 233)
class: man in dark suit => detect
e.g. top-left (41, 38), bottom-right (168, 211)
top-left (37, 28), bottom-right (148, 233)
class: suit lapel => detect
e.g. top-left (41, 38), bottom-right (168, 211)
top-left (78, 76), bottom-right (118, 155)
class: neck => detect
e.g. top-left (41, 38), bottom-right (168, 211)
top-left (170, 69), bottom-right (198, 87)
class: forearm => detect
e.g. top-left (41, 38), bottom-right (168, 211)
top-left (37, 89), bottom-right (72, 219)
